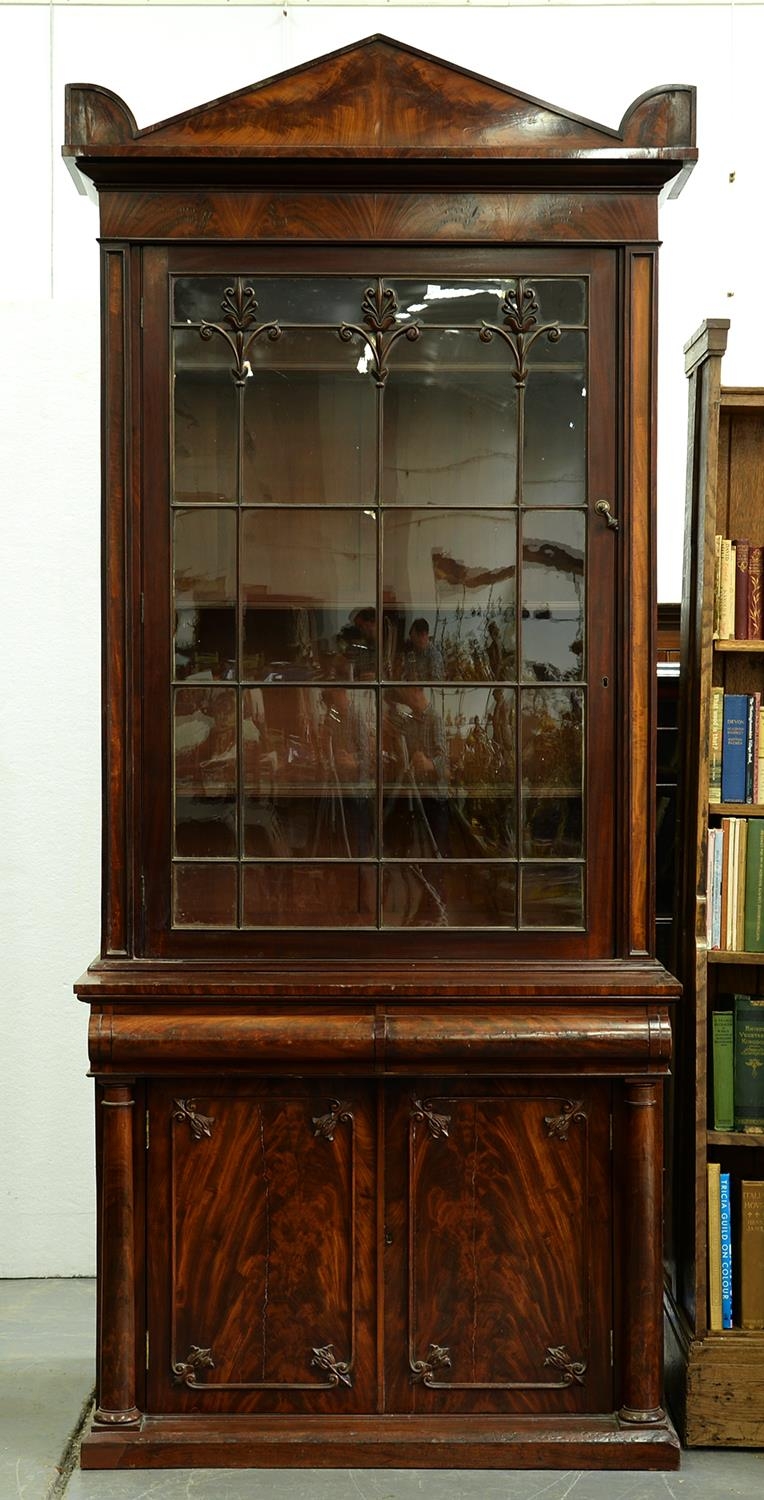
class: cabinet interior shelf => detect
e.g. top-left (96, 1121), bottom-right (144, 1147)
top-left (709, 803), bottom-right (764, 816)
top-left (707, 1129), bottom-right (764, 1147)
top-left (707, 950), bottom-right (764, 965)
top-left (713, 640), bottom-right (764, 653)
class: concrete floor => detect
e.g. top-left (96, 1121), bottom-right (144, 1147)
top-left (3, 1280), bottom-right (764, 1500)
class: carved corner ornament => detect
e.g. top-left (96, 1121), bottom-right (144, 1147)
top-left (172, 1099), bottom-right (215, 1140)
top-left (544, 1099), bottom-right (586, 1140)
top-left (339, 277), bottom-right (422, 387)
top-left (172, 1345), bottom-right (215, 1387)
top-left (310, 1344), bottom-right (353, 1388)
top-left (200, 276), bottom-right (282, 385)
top-left (312, 1100), bottom-right (354, 1142)
top-left (411, 1344), bottom-right (453, 1384)
top-left (410, 1096), bottom-right (451, 1140)
top-left (544, 1345), bottom-right (587, 1386)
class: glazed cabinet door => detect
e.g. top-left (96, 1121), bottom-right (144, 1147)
top-left (384, 1080), bottom-right (613, 1414)
top-left (146, 1080), bottom-right (376, 1413)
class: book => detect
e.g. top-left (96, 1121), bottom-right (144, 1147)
top-left (722, 695), bottom-right (748, 803)
top-left (720, 817), bottom-right (732, 949)
top-left (735, 817), bottom-right (749, 951)
top-left (707, 1161), bottom-right (723, 1330)
top-left (720, 538), bottom-right (734, 640)
top-left (743, 818), bottom-right (764, 952)
top-left (720, 1170), bottom-right (733, 1328)
top-left (713, 533), bottom-right (723, 640)
top-left (734, 540), bottom-right (751, 639)
top-left (709, 686), bottom-right (724, 802)
top-left (749, 545), bottom-right (763, 639)
top-left (746, 697), bottom-right (756, 802)
top-left (712, 1009), bottom-right (734, 1129)
top-left (734, 995), bottom-right (764, 1132)
top-left (711, 826), bottom-right (723, 950)
top-left (759, 705), bottom-right (764, 805)
top-left (754, 693), bottom-right (762, 804)
top-left (740, 1180), bottom-right (764, 1329)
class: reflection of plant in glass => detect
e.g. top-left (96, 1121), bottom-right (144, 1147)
top-left (522, 690), bottom-right (582, 789)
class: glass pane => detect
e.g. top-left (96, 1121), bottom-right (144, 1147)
top-left (523, 332), bottom-right (586, 506)
top-left (174, 330), bottom-right (237, 504)
top-left (521, 688), bottom-right (583, 858)
top-left (382, 686), bottom-right (516, 858)
top-left (530, 279), bottom-right (586, 326)
top-left (382, 863), bottom-right (516, 928)
top-left (174, 277), bottom-right (236, 325)
top-left (173, 864), bottom-right (238, 927)
top-left (521, 511), bottom-right (585, 683)
top-left (242, 509), bottom-right (377, 681)
top-left (382, 330), bottom-right (516, 508)
top-left (174, 509), bottom-right (237, 681)
top-left (242, 330), bottom-right (376, 505)
top-left (243, 864), bottom-right (376, 927)
top-left (383, 510), bottom-right (515, 682)
top-left (386, 279), bottom-right (516, 328)
top-left (174, 687), bottom-right (237, 857)
top-left (521, 864), bottom-right (584, 927)
top-left (242, 687), bottom-right (376, 858)
top-left (245, 277), bottom-right (374, 327)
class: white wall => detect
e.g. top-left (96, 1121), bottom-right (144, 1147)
top-left (0, 0), bottom-right (761, 1276)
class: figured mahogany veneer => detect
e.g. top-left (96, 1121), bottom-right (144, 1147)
top-left (65, 34), bottom-right (692, 1469)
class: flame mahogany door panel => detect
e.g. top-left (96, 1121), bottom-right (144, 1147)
top-left (384, 1079), bottom-right (613, 1414)
top-left (146, 1080), bottom-right (376, 1415)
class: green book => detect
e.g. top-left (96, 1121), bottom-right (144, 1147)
top-left (734, 995), bottom-right (764, 1132)
top-left (744, 818), bottom-right (764, 952)
top-left (712, 1009), bottom-right (734, 1129)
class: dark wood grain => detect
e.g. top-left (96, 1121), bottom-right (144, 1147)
top-left (67, 35), bottom-right (687, 1469)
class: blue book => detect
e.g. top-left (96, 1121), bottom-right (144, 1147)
top-left (722, 694), bottom-right (748, 802)
top-left (720, 1170), bottom-right (733, 1328)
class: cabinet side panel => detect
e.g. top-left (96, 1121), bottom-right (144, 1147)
top-left (102, 248), bottom-right (131, 956)
top-left (626, 252), bottom-right (655, 956)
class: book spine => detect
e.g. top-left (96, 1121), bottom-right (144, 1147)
top-left (754, 692), bottom-right (762, 805)
top-left (707, 1161), bottom-right (723, 1330)
top-left (720, 817), bottom-right (731, 950)
top-left (712, 1009), bottom-right (734, 1129)
top-left (722, 694), bottom-right (748, 803)
top-left (720, 539), bottom-right (734, 640)
top-left (736, 817), bottom-right (749, 951)
top-left (713, 533), bottom-right (723, 639)
top-left (734, 540), bottom-right (751, 639)
top-left (709, 686), bottom-right (724, 802)
top-left (746, 697), bottom-right (756, 802)
top-left (712, 827), bottom-right (723, 949)
top-left (759, 705), bottom-right (764, 806)
top-left (744, 818), bottom-right (764, 953)
top-left (734, 995), bottom-right (764, 1131)
top-left (741, 1180), bottom-right (764, 1329)
top-left (706, 829), bottom-right (716, 947)
top-left (749, 545), bottom-right (763, 640)
top-left (720, 1171), bottom-right (733, 1328)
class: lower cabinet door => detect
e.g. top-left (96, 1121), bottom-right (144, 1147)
top-left (146, 1080), bottom-right (376, 1414)
top-left (384, 1080), bottom-right (613, 1414)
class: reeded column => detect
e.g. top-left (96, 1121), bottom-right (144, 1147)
top-left (93, 1082), bottom-right (140, 1427)
top-left (619, 1080), bottom-right (665, 1423)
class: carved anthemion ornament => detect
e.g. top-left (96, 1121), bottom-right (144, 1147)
top-left (310, 1344), bottom-right (353, 1388)
top-left (200, 276), bottom-right (282, 385)
top-left (479, 279), bottom-right (561, 387)
top-left (312, 1100), bottom-right (354, 1142)
top-left (411, 1096), bottom-right (452, 1140)
top-left (544, 1099), bottom-right (586, 1140)
top-left (339, 278), bottom-right (422, 386)
top-left (172, 1345), bottom-right (215, 1387)
top-left (411, 1344), bottom-right (453, 1384)
top-left (172, 1098), bottom-right (216, 1141)
top-left (544, 1345), bottom-right (587, 1385)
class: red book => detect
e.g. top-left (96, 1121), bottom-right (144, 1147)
top-left (749, 545), bottom-right (763, 639)
top-left (735, 539), bottom-right (751, 639)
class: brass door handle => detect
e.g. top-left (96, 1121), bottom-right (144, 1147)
top-left (595, 499), bottom-right (619, 532)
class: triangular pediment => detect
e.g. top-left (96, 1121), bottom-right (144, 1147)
top-left (64, 35), bottom-right (695, 160)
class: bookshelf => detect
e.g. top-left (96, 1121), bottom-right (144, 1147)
top-left (666, 319), bottom-right (764, 1446)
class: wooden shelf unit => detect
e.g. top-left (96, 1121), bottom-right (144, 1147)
top-left (667, 320), bottom-right (764, 1447)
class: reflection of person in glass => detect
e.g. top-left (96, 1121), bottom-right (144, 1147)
top-left (403, 618), bottom-right (445, 682)
top-left (337, 606), bottom-right (377, 681)
top-left (383, 686), bottom-right (449, 856)
top-left (315, 685), bottom-right (374, 856)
